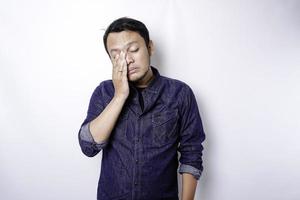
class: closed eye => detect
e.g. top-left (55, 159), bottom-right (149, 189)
top-left (130, 48), bottom-right (139, 53)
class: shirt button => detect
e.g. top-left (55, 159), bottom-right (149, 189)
top-left (135, 159), bottom-right (138, 163)
top-left (134, 182), bottom-right (138, 185)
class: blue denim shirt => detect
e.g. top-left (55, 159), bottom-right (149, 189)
top-left (78, 66), bottom-right (205, 200)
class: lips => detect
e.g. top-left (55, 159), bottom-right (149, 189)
top-left (128, 67), bottom-right (138, 75)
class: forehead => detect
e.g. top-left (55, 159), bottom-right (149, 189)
top-left (106, 30), bottom-right (144, 50)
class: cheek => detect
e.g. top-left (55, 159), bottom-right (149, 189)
top-left (135, 51), bottom-right (150, 64)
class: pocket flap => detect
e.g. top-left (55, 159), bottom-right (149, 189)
top-left (152, 109), bottom-right (178, 126)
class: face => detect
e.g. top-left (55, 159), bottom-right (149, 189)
top-left (106, 30), bottom-right (154, 85)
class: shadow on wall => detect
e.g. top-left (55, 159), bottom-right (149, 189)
top-left (150, 37), bottom-right (165, 72)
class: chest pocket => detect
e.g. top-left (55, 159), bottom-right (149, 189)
top-left (151, 109), bottom-right (179, 146)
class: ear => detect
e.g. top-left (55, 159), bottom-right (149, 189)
top-left (148, 40), bottom-right (154, 56)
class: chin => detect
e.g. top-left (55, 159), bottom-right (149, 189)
top-left (128, 77), bottom-right (140, 82)
top-left (128, 71), bottom-right (140, 79)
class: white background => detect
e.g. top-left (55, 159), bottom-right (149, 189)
top-left (1, 0), bottom-right (300, 199)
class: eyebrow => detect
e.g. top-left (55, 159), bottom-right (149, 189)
top-left (110, 41), bottom-right (139, 54)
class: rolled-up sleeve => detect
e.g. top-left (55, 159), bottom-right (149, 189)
top-left (79, 122), bottom-right (108, 154)
top-left (177, 85), bottom-right (206, 180)
top-left (178, 164), bottom-right (202, 180)
top-left (78, 83), bottom-right (109, 157)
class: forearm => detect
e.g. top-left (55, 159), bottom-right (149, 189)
top-left (89, 95), bottom-right (127, 143)
top-left (181, 173), bottom-right (197, 200)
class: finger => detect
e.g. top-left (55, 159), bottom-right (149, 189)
top-left (113, 52), bottom-right (122, 74)
top-left (116, 51), bottom-right (125, 73)
top-left (122, 52), bottom-right (128, 75)
top-left (118, 51), bottom-right (125, 73)
top-left (112, 54), bottom-right (119, 68)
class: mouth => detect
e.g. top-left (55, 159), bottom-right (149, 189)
top-left (128, 67), bottom-right (138, 75)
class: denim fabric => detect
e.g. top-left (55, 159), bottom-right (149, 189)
top-left (80, 122), bottom-right (201, 179)
top-left (78, 66), bottom-right (206, 200)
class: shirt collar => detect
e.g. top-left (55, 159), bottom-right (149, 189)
top-left (145, 66), bottom-right (161, 93)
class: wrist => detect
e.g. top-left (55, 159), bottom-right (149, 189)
top-left (113, 94), bottom-right (127, 103)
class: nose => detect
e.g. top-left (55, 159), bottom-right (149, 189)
top-left (125, 52), bottom-right (134, 65)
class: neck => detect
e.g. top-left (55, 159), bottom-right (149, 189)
top-left (134, 67), bottom-right (154, 88)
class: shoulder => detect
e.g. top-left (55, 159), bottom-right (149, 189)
top-left (159, 75), bottom-right (193, 95)
top-left (95, 79), bottom-right (113, 90)
top-left (159, 75), bottom-right (198, 111)
top-left (92, 79), bottom-right (114, 98)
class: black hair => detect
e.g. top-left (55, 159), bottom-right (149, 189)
top-left (103, 17), bottom-right (150, 55)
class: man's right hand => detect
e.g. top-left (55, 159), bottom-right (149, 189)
top-left (89, 51), bottom-right (129, 144)
top-left (112, 51), bottom-right (129, 99)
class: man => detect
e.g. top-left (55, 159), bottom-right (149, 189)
top-left (78, 17), bottom-right (205, 200)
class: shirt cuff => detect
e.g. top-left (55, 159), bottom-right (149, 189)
top-left (79, 122), bottom-right (108, 150)
top-left (178, 164), bottom-right (202, 180)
